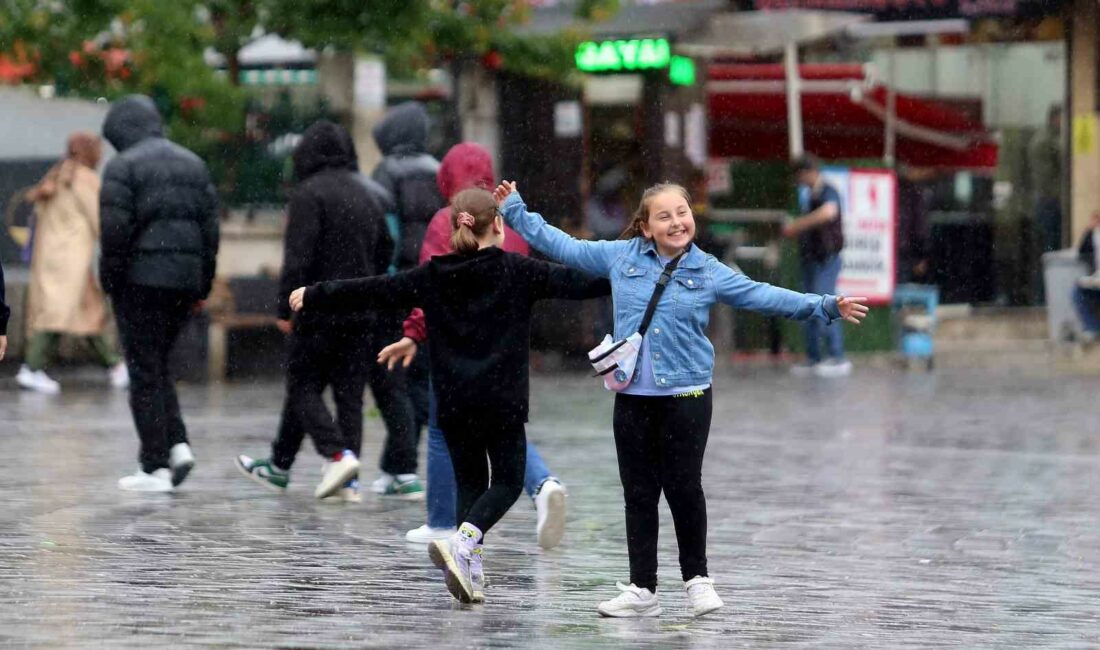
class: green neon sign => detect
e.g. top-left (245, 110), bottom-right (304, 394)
top-left (575, 38), bottom-right (672, 73)
top-left (669, 56), bottom-right (695, 86)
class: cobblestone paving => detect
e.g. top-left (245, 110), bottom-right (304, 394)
top-left (2, 366), bottom-right (1100, 649)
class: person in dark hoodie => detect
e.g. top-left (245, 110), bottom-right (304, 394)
top-left (234, 120), bottom-right (416, 502)
top-left (289, 187), bottom-right (610, 604)
top-left (100, 95), bottom-right (218, 493)
top-left (368, 101), bottom-right (445, 497)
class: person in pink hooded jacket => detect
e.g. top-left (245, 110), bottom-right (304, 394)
top-left (380, 143), bottom-right (570, 549)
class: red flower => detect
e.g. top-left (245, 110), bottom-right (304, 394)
top-left (481, 50), bottom-right (502, 70)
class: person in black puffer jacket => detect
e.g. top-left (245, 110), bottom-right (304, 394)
top-left (370, 102), bottom-right (444, 484)
top-left (235, 120), bottom-right (418, 502)
top-left (100, 95), bottom-right (219, 493)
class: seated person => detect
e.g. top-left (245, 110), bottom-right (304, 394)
top-left (1072, 211), bottom-right (1100, 342)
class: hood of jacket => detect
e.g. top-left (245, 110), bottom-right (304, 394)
top-left (102, 95), bottom-right (164, 152)
top-left (372, 101), bottom-right (429, 156)
top-left (293, 120), bottom-right (356, 181)
top-left (437, 142), bottom-right (494, 200)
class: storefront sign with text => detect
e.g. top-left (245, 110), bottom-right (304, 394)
top-left (820, 168), bottom-right (897, 305)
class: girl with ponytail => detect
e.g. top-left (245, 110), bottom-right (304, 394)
top-left (288, 187), bottom-right (609, 605)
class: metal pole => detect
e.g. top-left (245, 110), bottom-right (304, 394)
top-left (784, 41), bottom-right (804, 159)
top-left (885, 85), bottom-right (897, 165)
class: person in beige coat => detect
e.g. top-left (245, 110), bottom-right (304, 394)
top-left (18, 132), bottom-right (127, 394)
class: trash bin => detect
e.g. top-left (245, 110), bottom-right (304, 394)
top-left (1042, 249), bottom-right (1088, 342)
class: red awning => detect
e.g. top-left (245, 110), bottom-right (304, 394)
top-left (707, 63), bottom-right (999, 169)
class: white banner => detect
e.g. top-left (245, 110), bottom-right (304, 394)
top-left (820, 167), bottom-right (897, 305)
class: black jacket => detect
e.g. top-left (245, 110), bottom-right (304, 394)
top-left (302, 247), bottom-right (610, 428)
top-left (0, 261), bottom-right (10, 335)
top-left (798, 181), bottom-right (845, 263)
top-left (99, 95), bottom-right (219, 298)
top-left (278, 120), bottom-right (394, 326)
top-left (371, 102), bottom-right (444, 270)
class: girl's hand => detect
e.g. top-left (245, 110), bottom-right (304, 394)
top-left (377, 336), bottom-right (418, 371)
top-left (493, 180), bottom-right (517, 206)
top-left (0, 335), bottom-right (6, 361)
top-left (289, 287), bottom-right (307, 313)
top-left (837, 296), bottom-right (869, 325)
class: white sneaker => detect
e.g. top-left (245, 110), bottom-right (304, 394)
top-left (429, 529), bottom-right (478, 603)
top-left (339, 479), bottom-right (362, 504)
top-left (168, 443), bottom-right (195, 487)
top-left (535, 478), bottom-right (567, 550)
top-left (405, 524), bottom-right (457, 544)
top-left (369, 473), bottom-right (394, 494)
top-left (315, 451), bottom-right (360, 499)
top-left (597, 582), bottom-right (662, 618)
top-left (813, 358), bottom-right (853, 378)
top-left (684, 576), bottom-right (723, 617)
top-left (118, 468), bottom-right (174, 492)
top-left (789, 362), bottom-right (818, 377)
top-left (17, 365), bottom-right (60, 394)
top-left (109, 362), bottom-right (130, 389)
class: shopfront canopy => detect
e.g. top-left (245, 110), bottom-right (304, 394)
top-left (708, 63), bottom-right (999, 169)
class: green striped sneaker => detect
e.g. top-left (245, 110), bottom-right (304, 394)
top-left (234, 455), bottom-right (290, 492)
top-left (371, 474), bottom-right (425, 501)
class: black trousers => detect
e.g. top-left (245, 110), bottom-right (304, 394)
top-left (271, 323), bottom-right (415, 472)
top-left (372, 313), bottom-right (422, 477)
top-left (114, 286), bottom-right (194, 474)
top-left (442, 415), bottom-right (526, 539)
top-left (613, 389), bottom-right (712, 592)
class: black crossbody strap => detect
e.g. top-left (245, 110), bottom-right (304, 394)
top-left (635, 252), bottom-right (684, 337)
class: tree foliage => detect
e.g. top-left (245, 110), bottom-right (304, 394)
top-left (0, 1), bottom-right (622, 196)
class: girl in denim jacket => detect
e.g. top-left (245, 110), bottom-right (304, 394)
top-left (496, 181), bottom-right (867, 618)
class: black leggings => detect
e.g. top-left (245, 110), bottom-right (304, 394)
top-left (442, 417), bottom-right (527, 540)
top-left (613, 389), bottom-right (712, 592)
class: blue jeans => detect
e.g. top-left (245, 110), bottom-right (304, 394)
top-left (425, 385), bottom-right (553, 529)
top-left (1073, 285), bottom-right (1100, 333)
top-left (801, 254), bottom-right (845, 363)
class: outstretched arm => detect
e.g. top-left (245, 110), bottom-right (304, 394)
top-left (520, 257), bottom-right (612, 302)
top-left (713, 263), bottom-right (867, 324)
top-left (293, 265), bottom-right (429, 314)
top-left (496, 183), bottom-right (624, 278)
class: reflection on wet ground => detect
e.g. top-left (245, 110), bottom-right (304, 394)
top-left (2, 367), bottom-right (1099, 648)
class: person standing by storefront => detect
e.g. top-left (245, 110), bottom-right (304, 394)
top-left (100, 95), bottom-right (219, 492)
top-left (18, 132), bottom-right (128, 395)
top-left (784, 156), bottom-right (851, 378)
top-left (1072, 211), bottom-right (1100, 343)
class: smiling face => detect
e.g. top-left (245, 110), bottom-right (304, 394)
top-left (639, 189), bottom-right (695, 258)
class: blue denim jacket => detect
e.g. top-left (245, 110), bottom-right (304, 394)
top-left (502, 192), bottom-right (841, 388)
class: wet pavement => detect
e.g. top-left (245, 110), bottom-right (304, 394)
top-left (2, 365), bottom-right (1100, 648)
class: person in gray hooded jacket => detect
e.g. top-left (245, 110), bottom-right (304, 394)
top-left (367, 101), bottom-right (445, 496)
top-left (100, 94), bottom-right (219, 493)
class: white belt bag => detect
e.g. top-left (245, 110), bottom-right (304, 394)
top-left (588, 253), bottom-right (683, 392)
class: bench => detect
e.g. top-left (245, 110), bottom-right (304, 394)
top-left (206, 276), bottom-right (282, 381)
